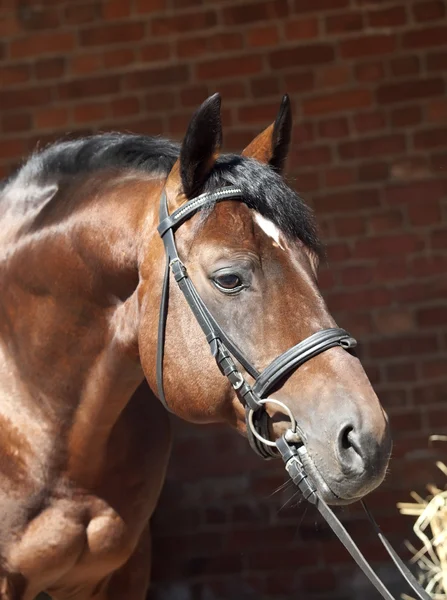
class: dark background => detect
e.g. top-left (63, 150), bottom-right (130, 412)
top-left (1, 0), bottom-right (446, 598)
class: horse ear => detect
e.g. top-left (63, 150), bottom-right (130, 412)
top-left (179, 93), bottom-right (222, 199)
top-left (242, 94), bottom-right (292, 174)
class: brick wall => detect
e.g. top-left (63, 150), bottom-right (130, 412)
top-left (1, 0), bottom-right (446, 598)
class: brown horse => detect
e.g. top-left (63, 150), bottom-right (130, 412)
top-left (0, 94), bottom-right (391, 599)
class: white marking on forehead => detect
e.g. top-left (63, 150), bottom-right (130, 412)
top-left (254, 213), bottom-right (284, 250)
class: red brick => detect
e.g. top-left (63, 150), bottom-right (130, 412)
top-left (431, 229), bottom-right (447, 250)
top-left (368, 6), bottom-right (407, 27)
top-left (374, 258), bottom-right (409, 283)
top-left (295, 171), bottom-right (320, 192)
top-left (152, 11), bottom-right (217, 35)
top-left (291, 123), bottom-right (315, 145)
top-left (177, 33), bottom-right (243, 58)
top-left (370, 335), bottom-right (438, 359)
top-left (384, 181), bottom-right (445, 205)
top-left (318, 65), bottom-right (351, 87)
top-left (101, 0), bottom-right (132, 19)
top-left (413, 0), bottom-right (446, 21)
top-left (250, 76), bottom-right (280, 98)
top-left (427, 99), bottom-right (447, 122)
top-left (377, 78), bottom-right (444, 104)
top-left (386, 363), bottom-right (418, 383)
top-left (391, 106), bottom-right (422, 127)
top-left (324, 242), bottom-right (352, 262)
top-left (215, 82), bottom-right (246, 100)
top-left (403, 26), bottom-right (447, 48)
top-left (10, 32), bottom-right (75, 59)
top-left (284, 16), bottom-right (319, 39)
top-left (34, 106), bottom-right (70, 129)
top-left (110, 97), bottom-right (140, 118)
top-left (64, 3), bottom-right (101, 25)
top-left (358, 161), bottom-right (389, 182)
top-left (80, 23), bottom-right (145, 46)
top-left (411, 255), bottom-right (447, 277)
top-left (18, 5), bottom-right (61, 30)
top-left (335, 215), bottom-right (366, 236)
top-left (340, 264), bottom-right (372, 286)
top-left (409, 199), bottom-right (442, 226)
top-left (390, 55), bottom-right (420, 77)
top-left (326, 12), bottom-right (363, 33)
top-left (390, 157), bottom-right (431, 180)
top-left (414, 127), bottom-right (447, 148)
top-left (427, 50), bottom-right (447, 71)
top-left (74, 102), bottom-right (108, 124)
top-left (0, 138), bottom-right (26, 161)
top-left (340, 34), bottom-right (396, 58)
top-left (140, 43), bottom-right (171, 63)
top-left (325, 167), bottom-right (356, 188)
top-left (289, 145), bottom-right (332, 167)
top-left (313, 189), bottom-right (379, 213)
top-left (179, 85), bottom-right (209, 108)
top-left (293, 0), bottom-right (349, 11)
top-left (353, 111), bottom-right (386, 133)
top-left (70, 54), bottom-right (102, 75)
top-left (417, 306), bottom-right (447, 327)
top-left (238, 102), bottom-right (281, 124)
top-left (58, 75), bottom-right (121, 100)
top-left (395, 280), bottom-right (438, 303)
top-left (370, 209), bottom-right (404, 233)
top-left (196, 56), bottom-right (262, 80)
top-left (145, 91), bottom-right (177, 112)
top-left (431, 152), bottom-right (447, 171)
top-left (0, 87), bottom-right (53, 111)
top-left (354, 61), bottom-right (384, 82)
top-left (247, 25), bottom-right (279, 47)
top-left (318, 117), bottom-right (349, 138)
top-left (339, 134), bottom-right (406, 160)
top-left (104, 48), bottom-right (137, 68)
top-left (1, 112), bottom-right (32, 134)
top-left (269, 44), bottom-right (334, 69)
top-left (302, 89), bottom-right (372, 116)
top-left (135, 0), bottom-right (165, 12)
top-left (0, 64), bottom-right (31, 85)
top-left (328, 288), bottom-right (392, 311)
top-left (356, 234), bottom-right (423, 258)
top-left (223, 0), bottom-right (288, 24)
top-left (124, 65), bottom-right (189, 89)
top-left (283, 71), bottom-right (314, 93)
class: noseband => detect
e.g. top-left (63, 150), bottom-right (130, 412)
top-left (156, 185), bottom-right (357, 458)
top-left (156, 185), bottom-right (430, 600)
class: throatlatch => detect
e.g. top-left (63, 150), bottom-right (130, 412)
top-left (156, 184), bottom-right (431, 600)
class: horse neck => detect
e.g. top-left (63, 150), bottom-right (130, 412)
top-left (0, 171), bottom-right (164, 483)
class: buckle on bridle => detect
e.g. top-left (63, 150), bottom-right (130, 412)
top-left (169, 257), bottom-right (187, 282)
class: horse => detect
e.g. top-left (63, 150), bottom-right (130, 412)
top-left (0, 93), bottom-right (391, 599)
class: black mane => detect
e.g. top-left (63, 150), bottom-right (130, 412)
top-left (6, 133), bottom-right (322, 256)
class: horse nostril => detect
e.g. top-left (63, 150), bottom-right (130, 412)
top-left (337, 424), bottom-right (365, 475)
top-left (340, 425), bottom-right (354, 451)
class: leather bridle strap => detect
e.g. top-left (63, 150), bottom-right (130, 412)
top-left (253, 328), bottom-right (357, 398)
top-left (276, 438), bottom-right (431, 600)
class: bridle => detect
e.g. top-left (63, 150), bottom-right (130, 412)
top-left (157, 185), bottom-right (357, 458)
top-left (156, 184), bottom-right (430, 600)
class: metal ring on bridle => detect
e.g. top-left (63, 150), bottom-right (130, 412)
top-left (247, 398), bottom-right (298, 447)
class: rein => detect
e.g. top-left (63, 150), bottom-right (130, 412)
top-left (156, 185), bottom-right (430, 600)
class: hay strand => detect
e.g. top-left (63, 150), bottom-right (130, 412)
top-left (398, 441), bottom-right (447, 599)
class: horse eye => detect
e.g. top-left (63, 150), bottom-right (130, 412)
top-left (213, 273), bottom-right (243, 292)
